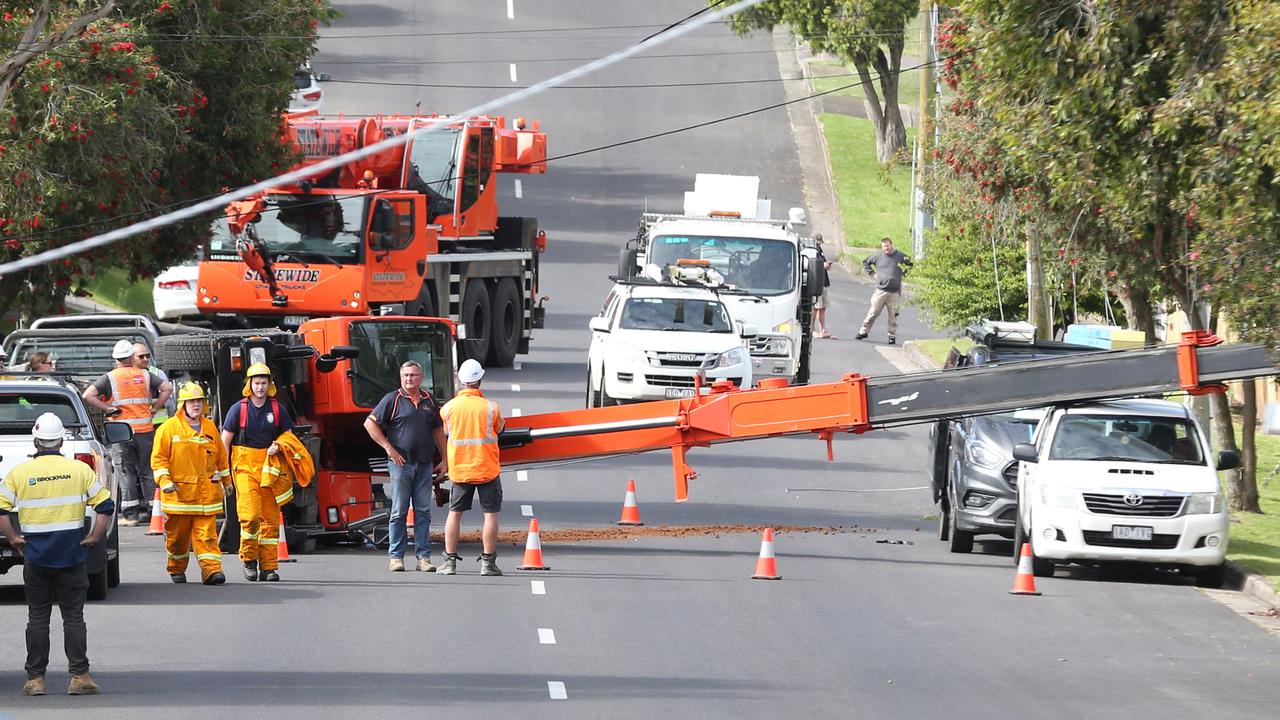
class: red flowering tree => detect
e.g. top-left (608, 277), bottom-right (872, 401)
top-left (0, 0), bottom-right (335, 319)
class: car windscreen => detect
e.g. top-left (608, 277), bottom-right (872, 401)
top-left (249, 194), bottom-right (367, 263)
top-left (619, 297), bottom-right (732, 333)
top-left (0, 393), bottom-right (83, 431)
top-left (347, 320), bottom-right (453, 408)
top-left (3, 335), bottom-right (148, 376)
top-left (1048, 414), bottom-right (1205, 464)
top-left (649, 235), bottom-right (795, 295)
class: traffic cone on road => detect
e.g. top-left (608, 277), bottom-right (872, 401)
top-left (145, 489), bottom-right (165, 536)
top-left (751, 528), bottom-right (781, 580)
top-left (617, 479), bottom-right (643, 526)
top-left (517, 518), bottom-right (550, 570)
top-left (1009, 542), bottom-right (1042, 596)
top-left (276, 513), bottom-right (295, 563)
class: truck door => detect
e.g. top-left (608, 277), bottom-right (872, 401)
top-left (365, 196), bottom-right (428, 305)
top-left (454, 125), bottom-right (496, 238)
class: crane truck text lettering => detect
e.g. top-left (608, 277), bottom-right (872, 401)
top-left (243, 268), bottom-right (322, 284)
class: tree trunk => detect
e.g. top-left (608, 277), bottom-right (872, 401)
top-left (1025, 221), bottom-right (1052, 340)
top-left (855, 46), bottom-right (908, 164)
top-left (1117, 283), bottom-right (1157, 344)
top-left (1213, 391), bottom-right (1245, 510)
top-left (0, 1), bottom-right (116, 115)
top-left (1231, 379), bottom-right (1263, 513)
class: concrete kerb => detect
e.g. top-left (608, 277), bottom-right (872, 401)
top-left (904, 339), bottom-right (1280, 610)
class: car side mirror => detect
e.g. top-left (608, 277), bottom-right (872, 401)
top-left (316, 72), bottom-right (331, 82)
top-left (103, 421), bottom-right (134, 445)
top-left (327, 345), bottom-right (360, 360)
top-left (739, 323), bottom-right (758, 339)
top-left (589, 317), bottom-right (610, 333)
top-left (1012, 443), bottom-right (1038, 463)
top-left (1216, 450), bottom-right (1241, 472)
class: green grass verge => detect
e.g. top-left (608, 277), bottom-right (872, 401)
top-left (84, 268), bottom-right (154, 315)
top-left (811, 61), bottom-right (921, 107)
top-left (819, 114), bottom-right (912, 256)
top-left (1227, 422), bottom-right (1280, 587)
top-left (908, 337), bottom-right (975, 368)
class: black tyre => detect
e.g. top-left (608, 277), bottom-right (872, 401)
top-left (947, 505), bottom-right (974, 554)
top-left (1194, 563), bottom-right (1226, 588)
top-left (155, 334), bottom-right (215, 372)
top-left (87, 566), bottom-right (109, 601)
top-left (937, 498), bottom-right (950, 542)
top-left (1013, 511), bottom-right (1025, 565)
top-left (1031, 551), bottom-right (1055, 578)
top-left (600, 366), bottom-right (618, 406)
top-left (461, 280), bottom-right (491, 363)
top-left (585, 369), bottom-right (595, 409)
top-left (411, 282), bottom-right (437, 318)
top-left (486, 277), bottom-right (521, 367)
top-left (107, 555), bottom-right (120, 588)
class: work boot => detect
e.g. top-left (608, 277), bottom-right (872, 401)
top-left (203, 572), bottom-right (226, 586)
top-left (243, 561), bottom-right (258, 582)
top-left (439, 553), bottom-right (460, 575)
top-left (117, 515), bottom-right (140, 527)
top-left (259, 570), bottom-right (280, 582)
top-left (22, 676), bottom-right (46, 696)
top-left (389, 557), bottom-right (405, 572)
top-left (479, 553), bottom-right (503, 577)
top-left (68, 673), bottom-right (99, 695)
top-left (417, 557), bottom-right (437, 573)
top-left (888, 337), bottom-right (896, 345)
top-left (169, 573), bottom-right (187, 584)
top-left (855, 333), bottom-right (868, 340)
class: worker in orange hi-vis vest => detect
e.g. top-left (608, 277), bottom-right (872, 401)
top-left (82, 339), bottom-right (172, 526)
top-left (220, 364), bottom-right (295, 583)
top-left (439, 359), bottom-right (506, 577)
top-left (151, 383), bottom-right (231, 585)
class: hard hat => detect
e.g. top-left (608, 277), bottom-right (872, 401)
top-left (242, 362), bottom-right (277, 397)
top-left (112, 339), bottom-right (135, 359)
top-left (176, 382), bottom-right (206, 403)
top-left (458, 358), bottom-right (485, 384)
top-left (32, 412), bottom-right (65, 440)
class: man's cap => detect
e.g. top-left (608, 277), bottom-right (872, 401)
top-left (458, 359), bottom-right (485, 384)
top-left (112, 339), bottom-right (135, 359)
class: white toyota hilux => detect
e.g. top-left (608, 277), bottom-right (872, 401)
top-left (1013, 398), bottom-right (1236, 587)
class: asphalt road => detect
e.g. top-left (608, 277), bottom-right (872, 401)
top-left (3, 2), bottom-right (1278, 717)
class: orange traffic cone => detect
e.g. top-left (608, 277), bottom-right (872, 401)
top-left (751, 528), bottom-right (781, 580)
top-left (517, 517), bottom-right (550, 570)
top-left (1009, 542), bottom-right (1042, 596)
top-left (276, 512), bottom-right (295, 563)
top-left (145, 489), bottom-right (165, 536)
top-left (617, 479), bottom-right (643, 526)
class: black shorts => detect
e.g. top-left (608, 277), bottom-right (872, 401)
top-left (449, 478), bottom-right (502, 513)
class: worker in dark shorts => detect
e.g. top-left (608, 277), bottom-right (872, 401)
top-left (439, 359), bottom-right (506, 576)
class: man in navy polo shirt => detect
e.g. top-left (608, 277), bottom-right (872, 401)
top-left (363, 360), bottom-right (447, 572)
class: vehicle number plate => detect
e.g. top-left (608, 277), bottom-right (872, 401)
top-left (665, 388), bottom-right (696, 399)
top-left (283, 315), bottom-right (309, 327)
top-left (1112, 525), bottom-right (1153, 541)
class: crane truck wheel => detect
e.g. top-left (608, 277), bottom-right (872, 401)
top-left (487, 278), bottom-right (521, 367)
top-left (155, 335), bottom-right (216, 373)
top-left (461, 280), bottom-right (492, 363)
top-left (412, 282), bottom-right (438, 318)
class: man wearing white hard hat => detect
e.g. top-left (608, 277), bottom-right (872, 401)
top-left (83, 339), bottom-right (172, 526)
top-left (0, 413), bottom-right (114, 696)
top-left (439, 359), bottom-right (506, 576)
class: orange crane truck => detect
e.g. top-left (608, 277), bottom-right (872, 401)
top-left (195, 113), bottom-right (548, 367)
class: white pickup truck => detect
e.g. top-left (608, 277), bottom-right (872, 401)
top-left (1012, 398), bottom-right (1237, 587)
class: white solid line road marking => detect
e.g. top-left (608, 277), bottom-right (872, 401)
top-left (514, 361), bottom-right (522, 370)
top-left (512, 408), bottom-right (522, 417)
top-left (547, 681), bottom-right (567, 700)
top-left (538, 628), bottom-right (556, 645)
top-left (517, 470), bottom-right (529, 482)
top-left (531, 579), bottom-right (545, 594)
top-left (510, 63), bottom-right (518, 83)
top-left (512, 383), bottom-right (521, 392)
top-left (514, 179), bottom-right (523, 199)
top-left (506, 0), bottom-right (514, 19)
top-left (521, 504), bottom-right (533, 516)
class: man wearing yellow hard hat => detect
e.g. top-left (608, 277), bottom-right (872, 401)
top-left (151, 383), bottom-right (231, 585)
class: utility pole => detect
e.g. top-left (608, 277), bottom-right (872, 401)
top-left (911, 0), bottom-right (936, 259)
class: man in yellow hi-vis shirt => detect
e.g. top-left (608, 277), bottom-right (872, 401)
top-left (152, 383), bottom-right (232, 585)
top-left (0, 413), bottom-right (113, 697)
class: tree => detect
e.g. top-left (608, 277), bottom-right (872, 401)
top-left (726, 0), bottom-right (916, 162)
top-left (0, 1), bottom-right (116, 112)
top-left (0, 0), bottom-right (336, 319)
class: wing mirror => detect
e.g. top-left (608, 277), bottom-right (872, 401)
top-left (316, 72), bottom-right (331, 82)
top-left (588, 316), bottom-right (610, 333)
top-left (739, 323), bottom-right (758, 339)
top-left (1012, 443), bottom-right (1039, 463)
top-left (1216, 450), bottom-right (1241, 472)
top-left (315, 345), bottom-right (359, 373)
top-left (103, 421), bottom-right (134, 445)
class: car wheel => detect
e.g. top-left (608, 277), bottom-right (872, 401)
top-left (1194, 563), bottom-right (1226, 588)
top-left (600, 366), bottom-right (618, 407)
top-left (485, 278), bottom-right (521, 367)
top-left (87, 566), bottom-right (109, 601)
top-left (460, 279), bottom-right (491, 363)
top-left (585, 368), bottom-right (597, 409)
top-left (947, 503), bottom-right (974, 554)
top-left (1013, 511), bottom-right (1025, 565)
top-left (107, 555), bottom-right (121, 588)
top-left (1031, 551), bottom-right (1055, 578)
top-left (937, 497), bottom-right (950, 542)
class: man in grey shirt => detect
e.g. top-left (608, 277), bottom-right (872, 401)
top-left (857, 237), bottom-right (913, 344)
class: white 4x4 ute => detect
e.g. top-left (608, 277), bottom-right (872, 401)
top-left (587, 282), bottom-right (754, 406)
top-left (0, 376), bottom-right (133, 599)
top-left (1013, 399), bottom-right (1237, 587)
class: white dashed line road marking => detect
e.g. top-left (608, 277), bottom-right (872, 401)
top-left (538, 628), bottom-right (556, 645)
top-left (511, 383), bottom-right (521, 392)
top-left (509, 63), bottom-right (518, 83)
top-left (521, 504), bottom-right (533, 516)
top-left (506, 0), bottom-right (514, 19)
top-left (512, 408), bottom-right (522, 417)
top-left (514, 179), bottom-right (523, 199)
top-left (517, 470), bottom-right (529, 482)
top-left (531, 580), bottom-right (545, 595)
top-left (547, 681), bottom-right (567, 700)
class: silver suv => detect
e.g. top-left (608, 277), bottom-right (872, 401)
top-left (0, 376), bottom-right (133, 599)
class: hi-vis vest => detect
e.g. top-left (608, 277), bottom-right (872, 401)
top-left (107, 367), bottom-right (153, 434)
top-left (151, 416), bottom-right (231, 515)
top-left (441, 388), bottom-right (504, 483)
top-left (0, 455), bottom-right (108, 534)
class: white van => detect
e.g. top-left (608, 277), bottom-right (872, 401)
top-left (1012, 399), bottom-right (1236, 587)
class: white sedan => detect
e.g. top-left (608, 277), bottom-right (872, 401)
top-left (586, 283), bottom-right (754, 406)
top-left (152, 264), bottom-right (199, 319)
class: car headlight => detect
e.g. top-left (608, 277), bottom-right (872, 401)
top-left (965, 441), bottom-right (1004, 470)
top-left (1184, 492), bottom-right (1223, 515)
top-left (752, 335), bottom-right (792, 357)
top-left (716, 347), bottom-right (748, 368)
top-left (1040, 485), bottom-right (1077, 509)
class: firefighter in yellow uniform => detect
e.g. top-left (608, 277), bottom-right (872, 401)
top-left (220, 364), bottom-right (296, 582)
top-left (151, 383), bottom-right (231, 585)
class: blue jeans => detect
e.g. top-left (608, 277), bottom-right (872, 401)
top-left (387, 461), bottom-right (433, 560)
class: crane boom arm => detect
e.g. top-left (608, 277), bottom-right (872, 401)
top-left (498, 332), bottom-right (1278, 501)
